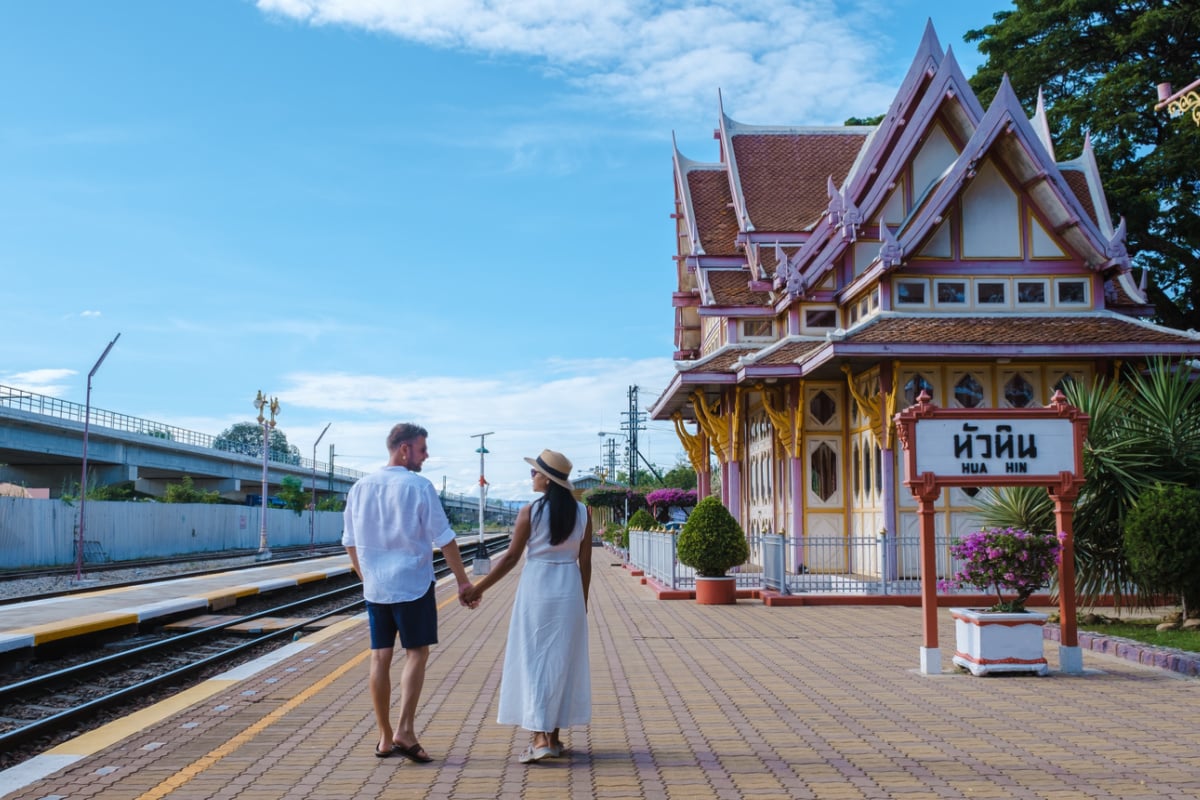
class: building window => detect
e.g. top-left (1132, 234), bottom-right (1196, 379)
top-left (904, 373), bottom-right (934, 406)
top-left (1016, 280), bottom-right (1048, 305)
top-left (1004, 373), bottom-right (1035, 408)
top-left (935, 280), bottom-right (967, 305)
top-left (805, 308), bottom-right (837, 328)
top-left (810, 391), bottom-right (837, 425)
top-left (811, 443), bottom-right (838, 502)
top-left (874, 443), bottom-right (883, 495)
top-left (852, 441), bottom-right (861, 499)
top-left (976, 281), bottom-right (1007, 304)
top-left (896, 280), bottom-right (928, 306)
top-left (954, 374), bottom-right (985, 408)
top-left (1057, 280), bottom-right (1088, 305)
top-left (742, 319), bottom-right (774, 339)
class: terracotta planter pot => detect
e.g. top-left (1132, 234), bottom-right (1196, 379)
top-left (694, 576), bottom-right (737, 605)
top-left (950, 607), bottom-right (1048, 676)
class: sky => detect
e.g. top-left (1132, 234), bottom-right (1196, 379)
top-left (0, 0), bottom-right (1011, 502)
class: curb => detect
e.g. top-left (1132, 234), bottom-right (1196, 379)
top-left (1044, 623), bottom-right (1200, 678)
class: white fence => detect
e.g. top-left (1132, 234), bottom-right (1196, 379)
top-left (629, 529), bottom-right (1034, 597)
top-left (0, 497), bottom-right (345, 568)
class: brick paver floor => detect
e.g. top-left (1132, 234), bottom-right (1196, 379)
top-left (4, 553), bottom-right (1199, 799)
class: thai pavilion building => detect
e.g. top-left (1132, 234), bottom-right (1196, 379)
top-left (650, 23), bottom-right (1200, 570)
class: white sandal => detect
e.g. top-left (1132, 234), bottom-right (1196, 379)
top-left (518, 744), bottom-right (554, 763)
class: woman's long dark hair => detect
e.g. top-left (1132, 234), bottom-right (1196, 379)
top-left (531, 480), bottom-right (578, 545)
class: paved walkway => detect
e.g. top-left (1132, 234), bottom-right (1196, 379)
top-left (3, 555), bottom-right (1199, 799)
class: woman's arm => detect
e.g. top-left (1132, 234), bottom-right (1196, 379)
top-left (464, 504), bottom-right (531, 603)
top-left (578, 508), bottom-right (592, 611)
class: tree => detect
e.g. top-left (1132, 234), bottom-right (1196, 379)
top-left (277, 475), bottom-right (308, 515)
top-left (660, 462), bottom-right (698, 491)
top-left (164, 475), bottom-right (222, 504)
top-left (213, 422), bottom-right (301, 463)
top-left (966, 1), bottom-right (1200, 328)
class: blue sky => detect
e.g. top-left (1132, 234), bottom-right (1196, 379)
top-left (0, 0), bottom-right (1009, 501)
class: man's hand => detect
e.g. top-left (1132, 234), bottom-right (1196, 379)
top-left (458, 581), bottom-right (480, 608)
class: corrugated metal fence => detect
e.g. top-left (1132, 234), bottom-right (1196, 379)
top-left (0, 497), bottom-right (345, 568)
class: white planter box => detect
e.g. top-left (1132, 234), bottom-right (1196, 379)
top-left (950, 607), bottom-right (1048, 676)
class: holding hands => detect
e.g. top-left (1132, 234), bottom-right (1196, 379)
top-left (456, 582), bottom-right (480, 606)
top-left (458, 581), bottom-right (481, 608)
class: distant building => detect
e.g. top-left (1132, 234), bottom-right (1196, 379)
top-left (650, 22), bottom-right (1200, 561)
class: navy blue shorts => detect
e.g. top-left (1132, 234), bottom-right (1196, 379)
top-left (366, 582), bottom-right (438, 650)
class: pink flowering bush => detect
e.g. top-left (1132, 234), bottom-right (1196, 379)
top-left (946, 527), bottom-right (1063, 613)
top-left (644, 488), bottom-right (697, 522)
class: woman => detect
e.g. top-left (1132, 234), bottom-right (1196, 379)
top-left (463, 448), bottom-right (592, 763)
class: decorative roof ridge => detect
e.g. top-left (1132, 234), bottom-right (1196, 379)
top-left (887, 75), bottom-right (1111, 271)
top-left (717, 94), bottom-right (753, 234)
top-left (867, 308), bottom-right (1198, 337)
top-left (724, 119), bottom-right (876, 135)
top-left (1029, 88), bottom-right (1056, 161)
top-left (1055, 132), bottom-right (1115, 237)
top-left (781, 34), bottom-right (984, 300)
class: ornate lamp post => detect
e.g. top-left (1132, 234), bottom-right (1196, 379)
top-left (76, 332), bottom-right (121, 582)
top-left (310, 422), bottom-right (331, 554)
top-left (470, 431), bottom-right (494, 575)
top-left (1156, 79), bottom-right (1200, 127)
top-left (254, 390), bottom-right (280, 560)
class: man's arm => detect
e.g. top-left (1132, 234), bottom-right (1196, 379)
top-left (439, 539), bottom-right (477, 608)
top-left (345, 545), bottom-right (362, 580)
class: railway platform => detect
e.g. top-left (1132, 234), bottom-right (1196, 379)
top-left (3, 556), bottom-right (1200, 799)
top-left (0, 555), bottom-right (355, 656)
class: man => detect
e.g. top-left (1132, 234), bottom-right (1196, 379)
top-left (343, 423), bottom-right (475, 762)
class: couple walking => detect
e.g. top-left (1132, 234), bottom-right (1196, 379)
top-left (342, 423), bottom-right (592, 765)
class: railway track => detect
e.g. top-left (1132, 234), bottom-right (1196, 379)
top-left (0, 537), bottom-right (510, 770)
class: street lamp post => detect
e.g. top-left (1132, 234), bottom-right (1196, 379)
top-left (254, 390), bottom-right (280, 561)
top-left (470, 431), bottom-right (494, 575)
top-left (76, 332), bottom-right (121, 582)
top-left (310, 422), bottom-right (331, 554)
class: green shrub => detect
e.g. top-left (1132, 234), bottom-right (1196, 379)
top-left (164, 476), bottom-right (222, 504)
top-left (676, 496), bottom-right (749, 577)
top-left (627, 508), bottom-right (658, 531)
top-left (1124, 483), bottom-right (1200, 617)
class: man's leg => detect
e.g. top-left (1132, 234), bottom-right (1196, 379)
top-left (393, 644), bottom-right (429, 751)
top-left (369, 647), bottom-right (395, 752)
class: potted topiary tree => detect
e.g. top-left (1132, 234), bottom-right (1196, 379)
top-left (676, 495), bottom-right (749, 604)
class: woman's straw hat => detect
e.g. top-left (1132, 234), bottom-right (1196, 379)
top-left (524, 449), bottom-right (574, 490)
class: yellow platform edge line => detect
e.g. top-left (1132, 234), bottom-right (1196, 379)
top-left (45, 613), bottom-right (366, 758)
top-left (9, 612), bottom-right (141, 645)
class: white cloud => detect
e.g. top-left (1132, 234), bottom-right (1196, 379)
top-left (256, 0), bottom-right (904, 126)
top-left (277, 356), bottom-right (681, 501)
top-left (1, 368), bottom-right (78, 397)
top-left (80, 310), bottom-right (102, 318)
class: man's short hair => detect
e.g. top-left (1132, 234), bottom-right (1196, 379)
top-left (387, 423), bottom-right (428, 452)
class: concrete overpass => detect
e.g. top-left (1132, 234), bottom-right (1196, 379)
top-left (0, 385), bottom-right (518, 524)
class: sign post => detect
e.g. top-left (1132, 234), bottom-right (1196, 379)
top-left (893, 390), bottom-right (1088, 674)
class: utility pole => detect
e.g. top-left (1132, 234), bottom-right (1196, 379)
top-left (621, 385), bottom-right (663, 485)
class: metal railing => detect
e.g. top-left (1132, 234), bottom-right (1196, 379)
top-left (0, 384), bottom-right (364, 480)
top-left (629, 529), bottom-right (1045, 597)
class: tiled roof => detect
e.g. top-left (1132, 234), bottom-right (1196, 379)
top-left (843, 315), bottom-right (1200, 346)
top-left (706, 270), bottom-right (771, 307)
top-left (678, 346), bottom-right (760, 373)
top-left (686, 168), bottom-right (740, 256)
top-left (750, 339), bottom-right (826, 366)
top-left (733, 133), bottom-right (867, 232)
top-left (1061, 169), bottom-right (1098, 229)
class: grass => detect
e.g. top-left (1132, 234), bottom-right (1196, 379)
top-left (1077, 618), bottom-right (1200, 654)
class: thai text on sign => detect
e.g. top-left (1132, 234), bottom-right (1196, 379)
top-left (913, 418), bottom-right (1076, 478)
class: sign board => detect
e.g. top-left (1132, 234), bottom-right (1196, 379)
top-left (914, 418), bottom-right (1077, 479)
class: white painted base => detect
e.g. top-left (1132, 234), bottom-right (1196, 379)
top-left (951, 607), bottom-right (1048, 676)
top-left (919, 646), bottom-right (941, 675)
top-left (1059, 644), bottom-right (1084, 674)
top-left (472, 557), bottom-right (491, 575)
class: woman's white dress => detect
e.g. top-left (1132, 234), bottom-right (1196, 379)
top-left (496, 499), bottom-right (591, 732)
